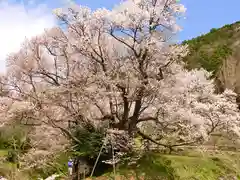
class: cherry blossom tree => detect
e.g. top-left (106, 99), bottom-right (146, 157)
top-left (0, 0), bottom-right (239, 161)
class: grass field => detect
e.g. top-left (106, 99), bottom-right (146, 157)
top-left (89, 150), bottom-right (240, 180)
top-left (0, 149), bottom-right (240, 179)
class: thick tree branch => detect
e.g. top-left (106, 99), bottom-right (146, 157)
top-left (137, 129), bottom-right (168, 148)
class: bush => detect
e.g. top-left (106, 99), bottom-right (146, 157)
top-left (27, 152), bottom-right (70, 179)
top-left (0, 125), bottom-right (31, 151)
top-left (71, 123), bottom-right (115, 177)
top-left (72, 123), bottom-right (105, 158)
top-left (6, 150), bottom-right (18, 163)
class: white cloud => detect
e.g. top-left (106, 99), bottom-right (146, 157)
top-left (0, 1), bottom-right (56, 72)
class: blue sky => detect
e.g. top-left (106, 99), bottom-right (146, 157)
top-left (179, 0), bottom-right (240, 41)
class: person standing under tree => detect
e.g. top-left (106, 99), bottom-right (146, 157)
top-left (68, 159), bottom-right (73, 177)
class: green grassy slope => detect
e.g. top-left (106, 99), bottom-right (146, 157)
top-left (95, 151), bottom-right (240, 180)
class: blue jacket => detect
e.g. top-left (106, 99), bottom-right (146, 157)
top-left (68, 160), bottom-right (73, 167)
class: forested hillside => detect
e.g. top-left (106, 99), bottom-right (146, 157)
top-left (183, 21), bottom-right (240, 94)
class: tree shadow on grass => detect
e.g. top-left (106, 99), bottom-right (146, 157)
top-left (117, 152), bottom-right (180, 180)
